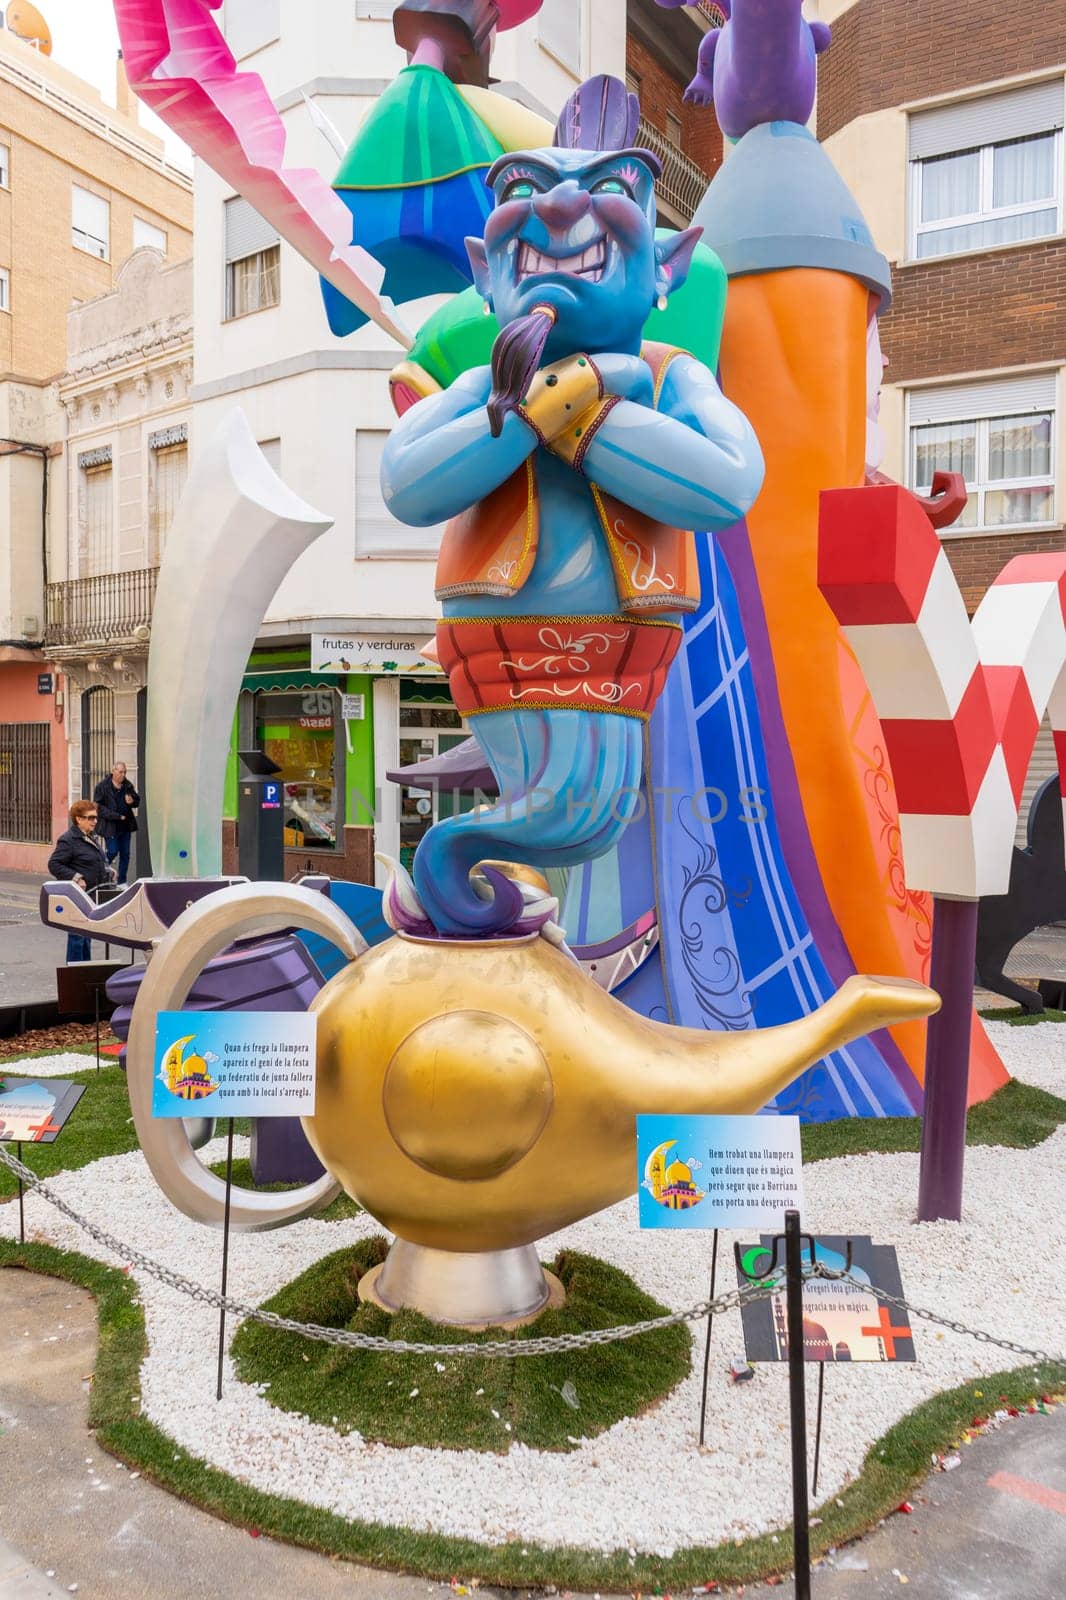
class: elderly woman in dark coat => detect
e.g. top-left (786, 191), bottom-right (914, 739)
top-left (47, 799), bottom-right (115, 962)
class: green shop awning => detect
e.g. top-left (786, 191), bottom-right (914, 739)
top-left (241, 669), bottom-right (355, 693)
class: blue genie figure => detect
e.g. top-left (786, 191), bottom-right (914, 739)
top-left (381, 76), bottom-right (764, 938)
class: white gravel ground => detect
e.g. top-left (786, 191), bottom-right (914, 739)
top-left (2, 1027), bottom-right (1064, 1561)
top-left (1, 1051), bottom-right (102, 1078)
top-left (983, 1018), bottom-right (1065, 1099)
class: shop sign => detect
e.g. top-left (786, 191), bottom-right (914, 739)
top-left (311, 632), bottom-right (441, 675)
top-left (37, 673), bottom-right (53, 695)
top-left (341, 694), bottom-right (366, 722)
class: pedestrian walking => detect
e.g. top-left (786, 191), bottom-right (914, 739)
top-left (93, 761), bottom-right (140, 885)
top-left (47, 800), bottom-right (115, 962)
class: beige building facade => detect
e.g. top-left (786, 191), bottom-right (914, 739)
top-left (0, 25), bottom-right (193, 870)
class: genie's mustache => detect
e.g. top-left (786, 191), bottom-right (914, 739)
top-left (487, 304), bottom-right (558, 438)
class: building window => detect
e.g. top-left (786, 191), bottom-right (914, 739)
top-left (909, 81), bottom-right (1063, 261)
top-left (0, 141), bottom-right (9, 187)
top-left (539, 0), bottom-right (581, 75)
top-left (78, 452), bottom-right (114, 576)
top-left (397, 683), bottom-right (473, 874)
top-left (908, 373), bottom-right (1057, 534)
top-left (0, 267), bottom-right (8, 312)
top-left (134, 216), bottom-right (167, 253)
top-left (223, 0), bottom-right (281, 59)
top-left (72, 184), bottom-right (110, 260)
top-left (0, 722), bottom-right (51, 844)
top-left (148, 428), bottom-right (189, 563)
top-left (224, 196), bottom-right (280, 318)
top-left (257, 690), bottom-right (341, 851)
top-left (355, 429), bottom-right (444, 559)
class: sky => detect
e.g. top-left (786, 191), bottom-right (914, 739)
top-left (35, 0), bottom-right (192, 170)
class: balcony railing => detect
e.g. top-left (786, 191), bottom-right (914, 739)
top-left (637, 117), bottom-right (710, 226)
top-left (46, 568), bottom-right (158, 649)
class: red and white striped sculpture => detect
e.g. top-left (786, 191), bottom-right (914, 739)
top-left (819, 484), bottom-right (1066, 897)
top-left (819, 481), bottom-right (1066, 1221)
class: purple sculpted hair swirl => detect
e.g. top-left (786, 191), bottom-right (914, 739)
top-left (487, 303), bottom-right (557, 438)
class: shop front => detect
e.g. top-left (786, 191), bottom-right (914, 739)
top-left (230, 631), bottom-right (478, 885)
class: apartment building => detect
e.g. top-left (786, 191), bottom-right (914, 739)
top-left (0, 22), bottom-right (192, 871)
top-left (625, 0), bottom-right (725, 225)
top-left (813, 0), bottom-right (1065, 817)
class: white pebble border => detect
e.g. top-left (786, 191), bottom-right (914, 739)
top-left (1, 1052), bottom-right (103, 1078)
top-left (2, 1030), bottom-right (1064, 1562)
top-left (983, 1018), bottom-right (1065, 1099)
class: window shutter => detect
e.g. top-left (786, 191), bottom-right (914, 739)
top-left (908, 371), bottom-right (1058, 426)
top-left (134, 217), bottom-right (167, 252)
top-left (355, 430), bottom-right (443, 559)
top-left (72, 185), bottom-right (110, 254)
top-left (224, 196), bottom-right (279, 263)
top-left (1017, 721), bottom-right (1059, 846)
top-left (909, 79), bottom-right (1065, 161)
top-left (355, 1), bottom-right (397, 17)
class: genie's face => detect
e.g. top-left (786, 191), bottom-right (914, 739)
top-left (474, 147), bottom-right (661, 355)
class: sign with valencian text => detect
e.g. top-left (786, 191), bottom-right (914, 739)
top-left (637, 1113), bottom-right (804, 1230)
top-left (152, 1012), bottom-right (317, 1118)
top-left (0, 1076), bottom-right (85, 1143)
top-left (736, 1236), bottom-right (915, 1364)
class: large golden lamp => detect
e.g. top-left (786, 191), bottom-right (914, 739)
top-left (127, 884), bottom-right (939, 1327)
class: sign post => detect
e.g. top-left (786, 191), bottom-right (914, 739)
top-left (0, 1075), bottom-right (87, 1243)
top-left (152, 1011), bottom-right (318, 1399)
top-left (636, 1113), bottom-right (804, 1452)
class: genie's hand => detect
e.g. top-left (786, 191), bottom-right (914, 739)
top-left (593, 353), bottom-right (655, 408)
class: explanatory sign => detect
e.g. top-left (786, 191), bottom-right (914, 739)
top-left (0, 1076), bottom-right (85, 1143)
top-left (736, 1235), bottom-right (915, 1363)
top-left (637, 1113), bottom-right (804, 1230)
top-left (152, 1012), bottom-right (317, 1119)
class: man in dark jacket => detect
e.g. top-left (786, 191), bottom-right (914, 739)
top-left (93, 761), bottom-right (140, 885)
top-left (47, 800), bottom-right (115, 961)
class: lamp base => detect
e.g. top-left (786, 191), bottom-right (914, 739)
top-left (359, 1238), bottom-right (565, 1329)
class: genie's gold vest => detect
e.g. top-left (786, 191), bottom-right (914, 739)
top-left (434, 342), bottom-right (701, 615)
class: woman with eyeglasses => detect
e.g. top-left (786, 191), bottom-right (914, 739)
top-left (47, 800), bottom-right (117, 962)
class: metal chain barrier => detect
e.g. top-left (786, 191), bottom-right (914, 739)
top-left (807, 1263), bottom-right (1064, 1368)
top-left (3, 1144), bottom-right (1063, 1365)
top-left (0, 1143), bottom-right (774, 1357)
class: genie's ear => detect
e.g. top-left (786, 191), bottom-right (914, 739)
top-left (811, 21), bottom-right (831, 53)
top-left (465, 237), bottom-right (492, 302)
top-left (654, 226), bottom-right (703, 300)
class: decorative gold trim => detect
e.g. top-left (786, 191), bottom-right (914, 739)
top-left (389, 360), bottom-right (442, 406)
top-left (439, 612), bottom-right (682, 631)
top-left (466, 699), bottom-right (651, 720)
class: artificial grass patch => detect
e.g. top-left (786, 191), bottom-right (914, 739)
top-left (232, 1238), bottom-right (690, 1452)
top-left (2, 1237), bottom-right (1062, 1592)
top-left (206, 1156), bottom-right (361, 1223)
top-left (801, 1078), bottom-right (1066, 1165)
top-left (978, 1005), bottom-right (1066, 1026)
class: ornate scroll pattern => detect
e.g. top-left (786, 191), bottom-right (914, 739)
top-left (864, 744), bottom-right (933, 980)
top-left (675, 809), bottom-right (754, 1031)
top-left (501, 624), bottom-right (629, 676)
top-left (617, 526), bottom-right (677, 594)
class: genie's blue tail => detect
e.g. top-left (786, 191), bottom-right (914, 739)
top-left (412, 709), bottom-right (645, 937)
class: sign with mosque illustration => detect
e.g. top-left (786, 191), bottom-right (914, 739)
top-left (0, 1076), bottom-right (85, 1144)
top-left (151, 1012), bottom-right (317, 1118)
top-left (736, 1236), bottom-right (915, 1363)
top-left (636, 1114), bottom-right (804, 1230)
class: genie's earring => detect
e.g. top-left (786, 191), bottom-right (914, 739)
top-left (483, 301), bottom-right (492, 317)
top-left (656, 294), bottom-right (668, 313)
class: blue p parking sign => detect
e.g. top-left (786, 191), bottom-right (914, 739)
top-left (261, 782), bottom-right (282, 810)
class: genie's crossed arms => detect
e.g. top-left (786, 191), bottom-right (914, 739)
top-left (381, 143), bottom-right (763, 586)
